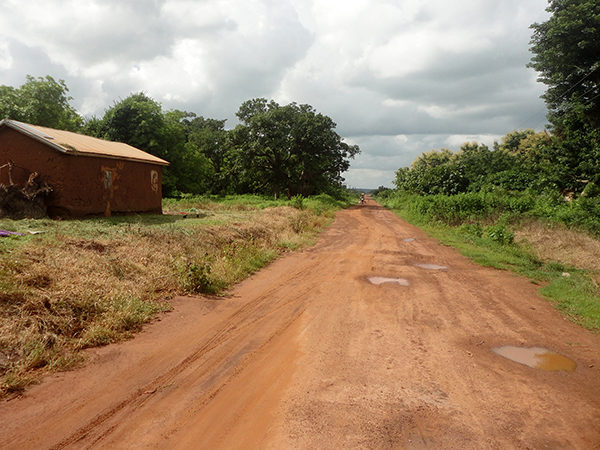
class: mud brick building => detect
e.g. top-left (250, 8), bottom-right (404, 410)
top-left (0, 119), bottom-right (169, 217)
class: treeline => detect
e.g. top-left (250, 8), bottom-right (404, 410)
top-left (0, 77), bottom-right (359, 198)
top-left (392, 128), bottom-right (599, 198)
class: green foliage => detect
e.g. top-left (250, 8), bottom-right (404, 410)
top-left (81, 94), bottom-right (358, 199)
top-left (395, 141), bottom-right (532, 196)
top-left (458, 222), bottom-right (483, 239)
top-left (528, 0), bottom-right (600, 128)
top-left (582, 182), bottom-right (600, 198)
top-left (231, 98), bottom-right (360, 198)
top-left (83, 94), bottom-right (222, 196)
top-left (183, 263), bottom-right (220, 294)
top-left (0, 75), bottom-right (82, 131)
top-left (395, 161), bottom-right (468, 195)
top-left (370, 186), bottom-right (393, 198)
top-left (290, 195), bottom-right (305, 210)
top-left (410, 148), bottom-right (453, 169)
top-left (382, 189), bottom-right (600, 237)
top-left (485, 224), bottom-right (514, 245)
top-left (1, 77), bottom-right (359, 199)
top-left (86, 92), bottom-right (168, 157)
top-left (541, 273), bottom-right (600, 331)
top-left (527, 1), bottom-right (600, 190)
top-left (184, 116), bottom-right (232, 195)
top-left (480, 170), bottom-right (536, 192)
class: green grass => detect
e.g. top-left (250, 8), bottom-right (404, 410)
top-left (541, 273), bottom-right (600, 331)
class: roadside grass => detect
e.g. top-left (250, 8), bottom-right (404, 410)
top-left (0, 194), bottom-right (351, 397)
top-left (378, 193), bottom-right (600, 334)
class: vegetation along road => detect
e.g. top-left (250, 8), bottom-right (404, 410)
top-left (1, 198), bottom-right (599, 449)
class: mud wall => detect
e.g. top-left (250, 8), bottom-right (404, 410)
top-left (0, 127), bottom-right (164, 217)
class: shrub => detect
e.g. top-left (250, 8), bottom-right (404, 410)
top-left (485, 224), bottom-right (514, 245)
top-left (459, 223), bottom-right (484, 239)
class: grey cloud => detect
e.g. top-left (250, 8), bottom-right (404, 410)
top-left (0, 0), bottom-right (553, 189)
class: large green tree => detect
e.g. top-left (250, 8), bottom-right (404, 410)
top-left (90, 92), bottom-right (168, 159)
top-left (528, 1), bottom-right (600, 191)
top-left (0, 75), bottom-right (82, 131)
top-left (231, 99), bottom-right (360, 198)
top-left (528, 0), bottom-right (600, 128)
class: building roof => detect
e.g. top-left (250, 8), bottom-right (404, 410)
top-left (0, 119), bottom-right (169, 166)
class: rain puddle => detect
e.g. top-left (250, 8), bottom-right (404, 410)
top-left (414, 263), bottom-right (448, 270)
top-left (404, 238), bottom-right (415, 242)
top-left (493, 346), bottom-right (577, 372)
top-left (369, 277), bottom-right (410, 286)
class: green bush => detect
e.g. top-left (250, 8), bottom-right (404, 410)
top-left (582, 182), bottom-right (600, 198)
top-left (485, 224), bottom-right (514, 245)
top-left (459, 223), bottom-right (484, 238)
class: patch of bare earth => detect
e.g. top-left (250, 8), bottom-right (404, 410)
top-left (0, 200), bottom-right (599, 449)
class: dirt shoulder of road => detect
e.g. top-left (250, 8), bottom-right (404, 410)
top-left (1, 198), bottom-right (599, 449)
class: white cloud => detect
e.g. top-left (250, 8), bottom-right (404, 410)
top-left (0, 41), bottom-right (13, 71)
top-left (0, 0), bottom-right (552, 187)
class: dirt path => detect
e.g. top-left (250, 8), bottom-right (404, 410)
top-left (1, 199), bottom-right (600, 449)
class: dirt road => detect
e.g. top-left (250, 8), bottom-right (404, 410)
top-left (1, 199), bottom-right (600, 449)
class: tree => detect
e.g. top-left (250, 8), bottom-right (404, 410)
top-left (231, 99), bottom-right (360, 198)
top-left (528, 0), bottom-right (600, 128)
top-left (185, 116), bottom-right (232, 194)
top-left (410, 148), bottom-right (453, 169)
top-left (0, 75), bottom-right (82, 131)
top-left (90, 92), bottom-right (168, 159)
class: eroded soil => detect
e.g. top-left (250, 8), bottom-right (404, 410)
top-left (1, 199), bottom-right (599, 449)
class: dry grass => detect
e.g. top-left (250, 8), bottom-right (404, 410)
top-left (515, 221), bottom-right (600, 295)
top-left (515, 221), bottom-right (600, 273)
top-left (0, 203), bottom-right (334, 397)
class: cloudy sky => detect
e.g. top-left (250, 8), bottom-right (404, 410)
top-left (0, 0), bottom-right (551, 188)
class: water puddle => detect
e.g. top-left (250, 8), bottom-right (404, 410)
top-left (414, 263), bottom-right (448, 270)
top-left (369, 277), bottom-right (410, 286)
top-left (404, 238), bottom-right (415, 242)
top-left (493, 346), bottom-right (577, 372)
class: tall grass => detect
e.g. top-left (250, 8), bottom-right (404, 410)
top-left (0, 194), bottom-right (348, 397)
top-left (383, 190), bottom-right (600, 235)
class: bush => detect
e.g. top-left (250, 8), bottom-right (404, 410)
top-left (459, 223), bottom-right (484, 238)
top-left (485, 224), bottom-right (514, 245)
top-left (482, 170), bottom-right (536, 191)
top-left (582, 182), bottom-right (600, 198)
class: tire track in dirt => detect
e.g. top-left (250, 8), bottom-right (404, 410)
top-left (52, 311), bottom-right (293, 446)
top-left (2, 199), bottom-right (600, 449)
top-left (47, 237), bottom-right (344, 449)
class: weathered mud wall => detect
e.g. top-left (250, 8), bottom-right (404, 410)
top-left (0, 127), bottom-right (163, 217)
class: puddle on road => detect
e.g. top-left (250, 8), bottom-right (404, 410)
top-left (369, 277), bottom-right (410, 286)
top-left (493, 346), bottom-right (577, 372)
top-left (414, 263), bottom-right (448, 270)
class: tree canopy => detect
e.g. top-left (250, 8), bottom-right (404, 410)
top-left (527, 0), bottom-right (600, 189)
top-left (231, 99), bottom-right (360, 198)
top-left (0, 75), bottom-right (82, 131)
top-left (84, 93), bottom-right (212, 196)
top-left (81, 94), bottom-right (358, 198)
top-left (528, 0), bottom-right (600, 129)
